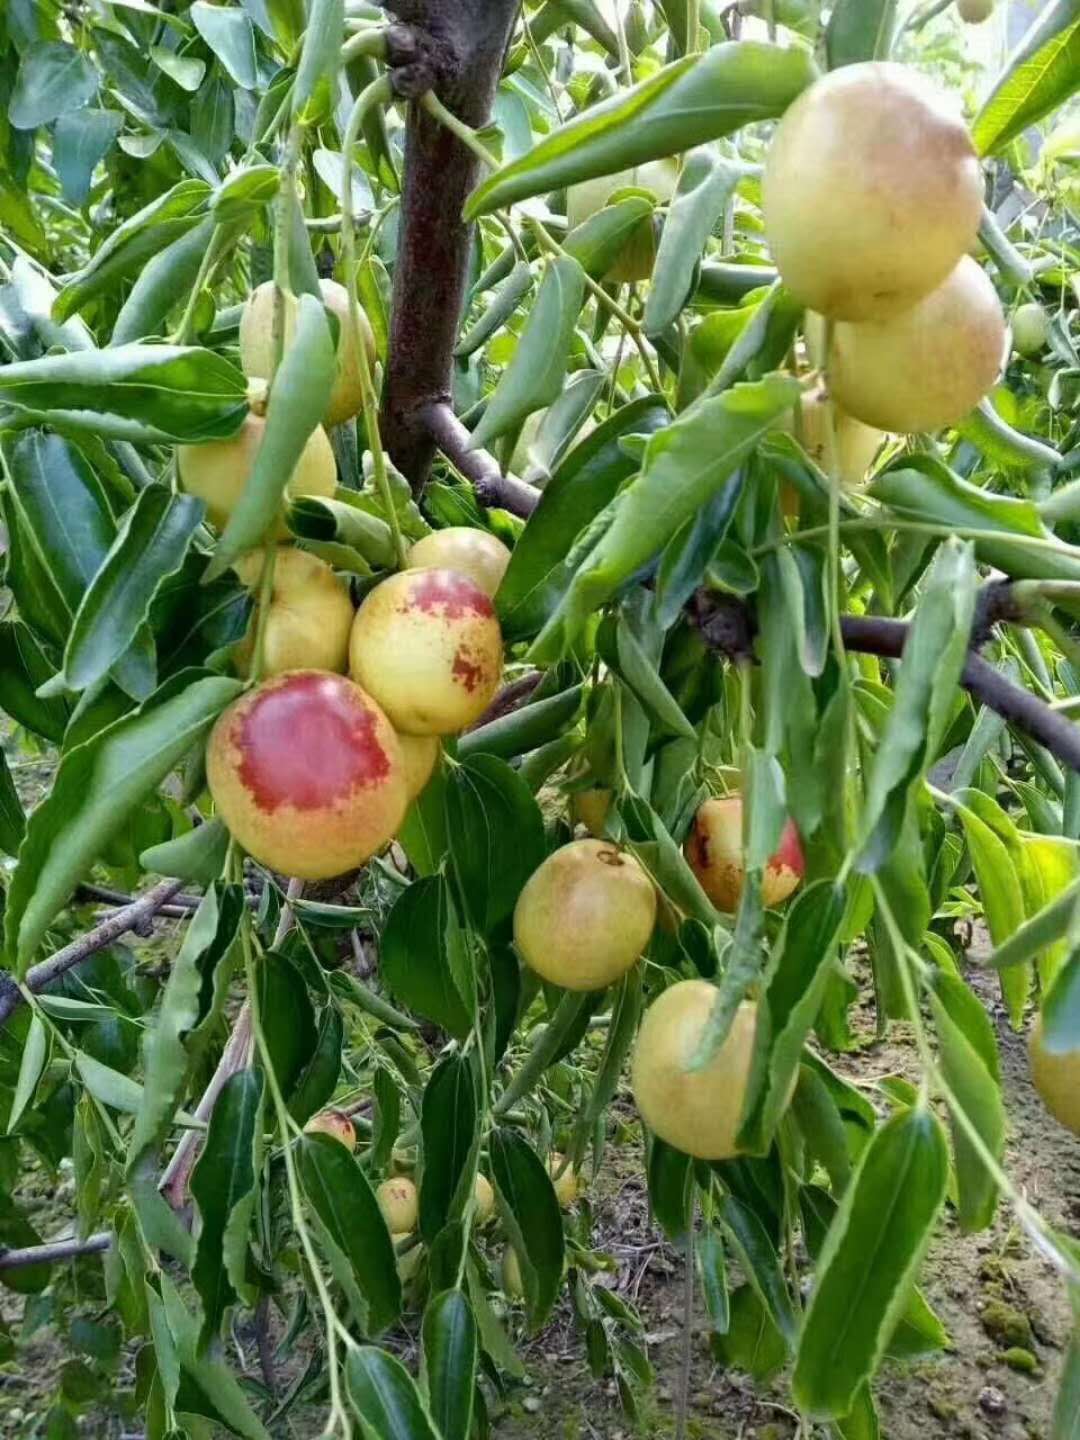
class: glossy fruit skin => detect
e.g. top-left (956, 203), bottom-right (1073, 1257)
top-left (501, 1247), bottom-right (524, 1299)
top-left (376, 1176), bottom-right (418, 1235)
top-left (1029, 1015), bottom-right (1080, 1136)
top-left (474, 1173), bottom-right (495, 1224)
top-left (1012, 302), bottom-right (1050, 358)
top-left (177, 413), bottom-right (335, 538)
top-left (548, 1153), bottom-right (581, 1208)
top-left (631, 982), bottom-right (758, 1159)
top-left (233, 548), bottom-right (354, 677)
top-left (397, 731), bottom-right (441, 800)
top-left (206, 671), bottom-right (407, 880)
top-left (239, 278), bottom-right (376, 428)
top-left (957, 0), bottom-right (994, 20)
top-left (794, 386), bottom-right (884, 489)
top-left (763, 63), bottom-right (983, 321)
top-left (828, 257), bottom-right (1006, 434)
top-left (303, 1109), bottom-right (356, 1151)
top-left (407, 527), bottom-right (512, 598)
top-left (349, 568), bottom-right (503, 736)
top-left (513, 839), bottom-right (657, 991)
top-left (685, 795), bottom-right (804, 913)
top-left (566, 159), bottom-right (679, 283)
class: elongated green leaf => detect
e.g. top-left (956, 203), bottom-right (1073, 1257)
top-left (0, 346), bottom-right (248, 444)
top-left (5, 674), bottom-right (243, 968)
top-left (953, 799), bottom-right (1029, 1026)
top-left (0, 750), bottom-right (25, 858)
top-left (987, 882), bottom-right (1080, 971)
top-left (531, 374), bottom-right (799, 660)
top-left (256, 951), bottom-right (317, 1101)
top-left (345, 1346), bottom-right (441, 1440)
top-left (599, 615), bottom-right (696, 739)
top-left (0, 620), bottom-right (69, 741)
top-left (457, 684), bottom-right (584, 761)
top-left (289, 1005), bottom-right (344, 1127)
top-left (208, 294), bottom-right (336, 574)
top-left (53, 108), bottom-right (123, 207)
top-left (645, 150), bottom-right (744, 336)
top-left (711, 1283), bottom-right (787, 1380)
top-left (793, 1106), bottom-right (949, 1419)
top-left (648, 1138), bottom-right (693, 1243)
top-left (420, 1054), bottom-right (479, 1244)
top-left (444, 755), bottom-right (546, 932)
top-left (422, 1290), bottom-right (477, 1440)
top-left (157, 1273), bottom-right (271, 1439)
top-left (466, 42), bottom-right (817, 217)
top-left (381, 876), bottom-right (473, 1039)
top-left (63, 490), bottom-right (203, 694)
top-left (563, 197), bottom-right (654, 280)
top-left (974, 0), bottom-right (1080, 156)
top-left (190, 1), bottom-right (258, 89)
top-left (140, 817), bottom-right (231, 884)
top-left (470, 258), bottom-right (585, 451)
top-left (191, 1068), bottom-right (263, 1345)
top-left (1054, 1330), bottom-right (1080, 1440)
top-left (826, 0), bottom-right (897, 68)
top-left (720, 1193), bottom-right (797, 1347)
top-left (297, 1134), bottom-right (401, 1335)
top-left (9, 42), bottom-right (97, 130)
top-left (7, 1013), bottom-right (47, 1134)
top-left (1044, 952), bottom-right (1080, 1052)
top-left (111, 219), bottom-right (219, 346)
top-left (456, 262), bottom-right (533, 358)
top-left (490, 1127), bottom-right (565, 1331)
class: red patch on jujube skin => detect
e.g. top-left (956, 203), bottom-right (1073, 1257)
top-left (768, 818), bottom-right (804, 878)
top-left (234, 672), bottom-right (391, 813)
top-left (452, 647), bottom-right (486, 693)
top-left (407, 568), bottom-right (494, 620)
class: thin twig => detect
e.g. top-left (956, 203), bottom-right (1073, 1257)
top-left (418, 400), bottom-right (540, 518)
top-left (0, 1232), bottom-right (111, 1270)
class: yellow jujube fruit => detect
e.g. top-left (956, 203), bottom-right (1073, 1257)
top-left (566, 159), bottom-right (679, 284)
top-left (473, 1173), bottom-right (496, 1225)
top-left (1029, 1015), bottom-right (1080, 1137)
top-left (407, 527), bottom-right (512, 598)
top-left (548, 1153), bottom-right (582, 1208)
top-left (232, 548), bottom-right (354, 678)
top-left (376, 1176), bottom-right (419, 1236)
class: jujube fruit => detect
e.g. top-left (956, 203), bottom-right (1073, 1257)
top-left (566, 159), bottom-right (679, 283)
top-left (828, 257), bottom-right (1006, 434)
top-left (631, 981), bottom-right (758, 1159)
top-left (794, 386), bottom-right (885, 489)
top-left (501, 1247), bottom-right (524, 1299)
top-left (407, 527), bottom-right (512, 598)
top-left (571, 787), bottom-right (613, 838)
top-left (303, 1109), bottom-right (356, 1151)
top-left (763, 62), bottom-right (983, 321)
top-left (206, 671), bottom-right (407, 880)
top-left (177, 413), bottom-right (335, 538)
top-left (239, 278), bottom-right (376, 428)
top-left (513, 839), bottom-right (657, 991)
top-left (474, 1173), bottom-right (496, 1225)
top-left (1012, 301), bottom-right (1050, 358)
top-left (1028, 1015), bottom-right (1080, 1137)
top-left (397, 732), bottom-right (441, 800)
top-left (376, 1176), bottom-right (418, 1235)
top-left (685, 795), bottom-right (804, 913)
top-left (349, 568), bottom-right (503, 736)
top-left (232, 548), bottom-right (354, 678)
top-left (957, 0), bottom-right (994, 20)
top-left (548, 1153), bottom-right (582, 1208)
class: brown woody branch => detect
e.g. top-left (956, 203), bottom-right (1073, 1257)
top-left (0, 878), bottom-right (187, 1030)
top-left (418, 400), bottom-right (540, 518)
top-left (0, 1232), bottom-right (111, 1271)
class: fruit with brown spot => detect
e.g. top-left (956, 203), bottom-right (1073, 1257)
top-left (239, 278), bottom-right (376, 428)
top-left (764, 63), bottom-right (983, 321)
top-left (177, 413), bottom-right (335, 538)
top-left (303, 1109), bottom-right (356, 1151)
top-left (349, 568), bottom-right (503, 736)
top-left (206, 671), bottom-right (407, 880)
top-left (513, 839), bottom-right (657, 991)
top-left (407, 527), bottom-right (512, 598)
top-left (566, 159), bottom-right (679, 283)
top-left (376, 1176), bottom-right (418, 1236)
top-left (232, 548), bottom-right (354, 677)
top-left (828, 257), bottom-right (1006, 434)
top-left (631, 981), bottom-right (758, 1159)
top-left (1029, 1015), bottom-right (1080, 1137)
top-left (685, 795), bottom-right (804, 913)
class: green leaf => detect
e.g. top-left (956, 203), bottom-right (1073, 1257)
top-left (190, 1), bottom-right (258, 89)
top-left (444, 755), bottom-right (546, 932)
top-left (598, 614), bottom-right (696, 739)
top-left (111, 218), bottom-right (221, 346)
top-left (0, 345), bottom-right (248, 444)
top-left (987, 882), bottom-right (1080, 972)
top-left (345, 1346), bottom-right (441, 1440)
top-left (422, 1290), bottom-right (477, 1440)
top-left (381, 876), bottom-right (474, 1039)
top-left (191, 1067), bottom-right (264, 1346)
top-left (719, 1193), bottom-right (797, 1348)
top-left (645, 150), bottom-right (745, 336)
top-left (0, 750), bottom-right (25, 859)
top-left (458, 684), bottom-right (584, 762)
top-left (208, 294), bottom-right (336, 575)
top-left (470, 258), bottom-right (585, 451)
top-left (953, 798), bottom-right (1029, 1026)
top-left (420, 1054), bottom-right (479, 1244)
top-left (297, 1134), bottom-right (401, 1335)
top-left (711, 1285), bottom-right (787, 1381)
top-left (1044, 952), bottom-right (1080, 1053)
top-left (292, 0), bottom-right (344, 124)
top-left (53, 108), bottom-right (123, 207)
top-left (825, 0), bottom-right (898, 68)
top-left (973, 0), bottom-right (1080, 156)
top-left (256, 951), bottom-right (317, 1102)
top-left (456, 261), bottom-right (533, 359)
top-left (465, 42), bottom-right (816, 218)
top-left (562, 196), bottom-right (655, 281)
top-left (7, 1013), bottom-right (47, 1134)
top-left (63, 490), bottom-right (204, 695)
top-left (289, 1005), bottom-right (344, 1127)
top-left (0, 620), bottom-right (69, 741)
top-left (9, 42), bottom-right (97, 129)
top-left (792, 1106), bottom-right (949, 1419)
top-left (1053, 1329), bottom-right (1080, 1440)
top-left (5, 674), bottom-right (243, 969)
top-left (490, 1127), bottom-right (565, 1331)
top-left (498, 395), bottom-right (669, 642)
top-left (530, 375), bottom-right (800, 660)
top-left (140, 817), bottom-right (231, 884)
top-left (74, 1051), bottom-right (145, 1113)
top-left (647, 1138), bottom-right (693, 1243)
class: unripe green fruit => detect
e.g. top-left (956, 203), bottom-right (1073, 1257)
top-left (957, 0), bottom-right (994, 21)
top-left (177, 413), bottom-right (335, 539)
top-left (349, 569), bottom-right (503, 736)
top-left (1012, 302), bottom-right (1050, 358)
top-left (501, 1247), bottom-right (524, 1300)
top-left (239, 278), bottom-right (376, 428)
top-left (377, 1176), bottom-right (419, 1236)
top-left (631, 982), bottom-right (758, 1159)
top-left (513, 839), bottom-right (657, 991)
top-left (828, 257), bottom-right (1006, 434)
top-left (764, 62), bottom-right (983, 321)
top-left (207, 671), bottom-right (407, 880)
top-left (232, 547), bottom-right (354, 677)
top-left (566, 159), bottom-right (679, 284)
top-left (406, 527), bottom-right (512, 598)
top-left (1029, 1015), bottom-right (1080, 1136)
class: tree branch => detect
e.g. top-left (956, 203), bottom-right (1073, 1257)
top-left (0, 1232), bottom-right (111, 1271)
top-left (382, 0), bottom-right (523, 489)
top-left (0, 878), bottom-right (187, 1030)
top-left (418, 400), bottom-right (540, 517)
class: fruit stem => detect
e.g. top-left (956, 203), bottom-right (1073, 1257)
top-left (341, 74), bottom-right (409, 570)
top-left (169, 224), bottom-right (228, 345)
top-left (340, 23), bottom-right (389, 62)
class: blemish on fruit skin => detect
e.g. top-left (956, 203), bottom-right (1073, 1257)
top-left (452, 647), bottom-right (486, 693)
top-left (768, 819), bottom-right (804, 877)
top-left (234, 672), bottom-right (391, 813)
top-left (408, 568), bottom-right (494, 620)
